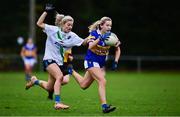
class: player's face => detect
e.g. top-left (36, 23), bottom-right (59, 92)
top-left (27, 39), bottom-right (33, 44)
top-left (62, 21), bottom-right (73, 33)
top-left (100, 20), bottom-right (112, 34)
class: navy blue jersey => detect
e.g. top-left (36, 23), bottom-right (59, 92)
top-left (23, 44), bottom-right (36, 58)
top-left (24, 44), bottom-right (36, 51)
top-left (85, 30), bottom-right (110, 66)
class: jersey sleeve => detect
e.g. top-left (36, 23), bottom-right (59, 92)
top-left (87, 35), bottom-right (95, 44)
top-left (86, 30), bottom-right (99, 44)
top-left (70, 33), bottom-right (84, 46)
top-left (44, 24), bottom-right (59, 36)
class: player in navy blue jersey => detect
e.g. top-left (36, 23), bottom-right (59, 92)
top-left (20, 38), bottom-right (37, 82)
top-left (72, 17), bottom-right (121, 113)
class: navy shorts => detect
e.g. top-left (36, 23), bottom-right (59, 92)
top-left (43, 59), bottom-right (69, 76)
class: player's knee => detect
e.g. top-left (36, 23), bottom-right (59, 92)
top-left (81, 83), bottom-right (89, 90)
top-left (62, 79), bottom-right (69, 85)
top-left (47, 87), bottom-right (54, 92)
top-left (62, 76), bottom-right (70, 85)
top-left (99, 78), bottom-right (106, 86)
top-left (56, 74), bottom-right (63, 79)
top-left (55, 75), bottom-right (63, 83)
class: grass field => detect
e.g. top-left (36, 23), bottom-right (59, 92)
top-left (0, 71), bottom-right (180, 116)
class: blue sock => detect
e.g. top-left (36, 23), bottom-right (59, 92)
top-left (102, 104), bottom-right (108, 109)
top-left (55, 95), bottom-right (61, 103)
top-left (67, 66), bottom-right (73, 75)
top-left (34, 80), bottom-right (39, 85)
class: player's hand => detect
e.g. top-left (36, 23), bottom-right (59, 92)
top-left (115, 41), bottom-right (121, 47)
top-left (68, 55), bottom-right (73, 62)
top-left (45, 3), bottom-right (55, 13)
top-left (112, 61), bottom-right (118, 70)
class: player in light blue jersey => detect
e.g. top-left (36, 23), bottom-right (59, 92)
top-left (25, 4), bottom-right (87, 110)
top-left (20, 38), bottom-right (37, 82)
top-left (72, 17), bottom-right (121, 113)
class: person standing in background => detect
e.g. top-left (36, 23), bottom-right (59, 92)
top-left (20, 38), bottom-right (37, 82)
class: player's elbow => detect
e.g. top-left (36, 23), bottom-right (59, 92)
top-left (36, 21), bottom-right (41, 27)
top-left (36, 21), bottom-right (44, 28)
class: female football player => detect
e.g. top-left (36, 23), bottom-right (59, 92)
top-left (47, 14), bottom-right (74, 100)
top-left (26, 4), bottom-right (87, 110)
top-left (72, 17), bottom-right (121, 113)
top-left (20, 38), bottom-right (37, 82)
top-left (54, 14), bottom-right (74, 86)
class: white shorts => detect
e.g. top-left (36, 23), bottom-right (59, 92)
top-left (23, 57), bottom-right (37, 67)
top-left (84, 60), bottom-right (100, 69)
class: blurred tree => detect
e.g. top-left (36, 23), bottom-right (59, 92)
top-left (0, 0), bottom-right (28, 53)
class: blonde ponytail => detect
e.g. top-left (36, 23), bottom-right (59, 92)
top-left (88, 20), bottom-right (101, 32)
top-left (55, 13), bottom-right (74, 27)
top-left (55, 14), bottom-right (65, 26)
top-left (88, 17), bottom-right (112, 32)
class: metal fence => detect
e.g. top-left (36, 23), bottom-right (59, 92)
top-left (118, 56), bottom-right (180, 72)
top-left (0, 54), bottom-right (180, 72)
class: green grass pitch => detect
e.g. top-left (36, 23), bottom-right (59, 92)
top-left (0, 71), bottom-right (180, 116)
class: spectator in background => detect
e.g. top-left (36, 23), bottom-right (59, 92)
top-left (20, 38), bottom-right (37, 82)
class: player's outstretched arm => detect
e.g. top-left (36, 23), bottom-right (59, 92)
top-left (36, 12), bottom-right (47, 29)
